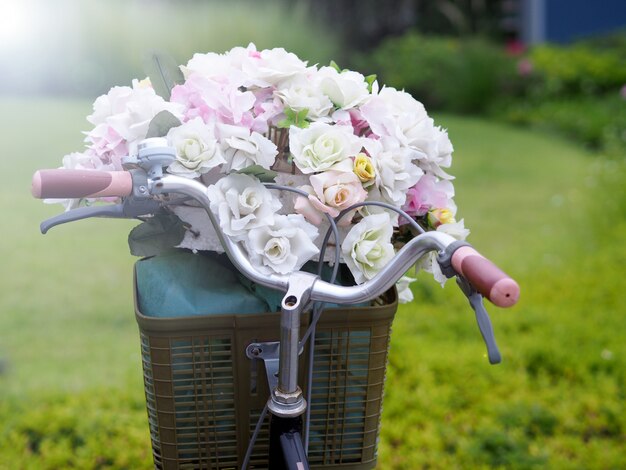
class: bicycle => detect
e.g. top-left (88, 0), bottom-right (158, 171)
top-left (32, 137), bottom-right (519, 469)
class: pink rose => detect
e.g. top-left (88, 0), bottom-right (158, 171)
top-left (295, 171), bottom-right (368, 225)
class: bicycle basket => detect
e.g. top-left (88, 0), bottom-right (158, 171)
top-left (134, 264), bottom-right (397, 470)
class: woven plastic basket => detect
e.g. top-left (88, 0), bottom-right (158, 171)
top-left (134, 269), bottom-right (397, 470)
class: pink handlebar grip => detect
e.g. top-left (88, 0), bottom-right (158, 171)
top-left (451, 246), bottom-right (520, 308)
top-left (32, 169), bottom-right (133, 199)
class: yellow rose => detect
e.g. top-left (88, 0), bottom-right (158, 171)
top-left (353, 153), bottom-right (375, 184)
top-left (427, 208), bottom-right (455, 228)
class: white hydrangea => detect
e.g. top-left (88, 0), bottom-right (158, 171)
top-left (363, 138), bottom-right (423, 208)
top-left (44, 151), bottom-right (114, 211)
top-left (396, 275), bottom-right (416, 303)
top-left (241, 46), bottom-right (309, 86)
top-left (317, 66), bottom-right (370, 110)
top-left (86, 79), bottom-right (183, 163)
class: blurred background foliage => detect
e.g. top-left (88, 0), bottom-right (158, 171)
top-left (1, 0), bottom-right (623, 155)
top-left (361, 31), bottom-right (626, 156)
top-left (0, 0), bottom-right (342, 96)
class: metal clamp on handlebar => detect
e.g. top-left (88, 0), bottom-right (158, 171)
top-left (436, 240), bottom-right (472, 278)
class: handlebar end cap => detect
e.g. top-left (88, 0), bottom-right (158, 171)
top-left (31, 171), bottom-right (43, 198)
top-left (490, 278), bottom-right (520, 308)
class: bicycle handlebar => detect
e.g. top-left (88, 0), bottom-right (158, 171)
top-left (32, 169), bottom-right (519, 308)
top-left (32, 169), bottom-right (133, 199)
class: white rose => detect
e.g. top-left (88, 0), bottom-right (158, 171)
top-left (342, 213), bottom-right (395, 284)
top-left (276, 76), bottom-right (333, 120)
top-left (166, 117), bottom-right (226, 178)
top-left (218, 124), bottom-right (278, 171)
top-left (363, 138), bottom-right (423, 207)
top-left (289, 122), bottom-right (361, 174)
top-left (246, 214), bottom-right (320, 275)
top-left (207, 173), bottom-right (281, 240)
top-left (318, 66), bottom-right (370, 110)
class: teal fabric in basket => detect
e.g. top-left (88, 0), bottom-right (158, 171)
top-left (136, 249), bottom-right (367, 318)
top-left (136, 250), bottom-right (270, 317)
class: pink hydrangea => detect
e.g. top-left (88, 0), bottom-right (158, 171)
top-left (171, 74), bottom-right (257, 129)
top-left (402, 174), bottom-right (453, 218)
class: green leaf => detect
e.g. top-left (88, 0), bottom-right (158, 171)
top-left (276, 107), bottom-right (309, 129)
top-left (284, 108), bottom-right (297, 120)
top-left (146, 111), bottom-right (182, 138)
top-left (128, 212), bottom-right (186, 257)
top-left (296, 108), bottom-right (309, 124)
top-left (277, 108), bottom-right (297, 128)
top-left (329, 60), bottom-right (341, 72)
top-left (236, 165), bottom-right (278, 182)
top-left (365, 74), bottom-right (377, 92)
top-left (143, 52), bottom-right (184, 100)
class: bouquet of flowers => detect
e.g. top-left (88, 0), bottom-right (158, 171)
top-left (49, 44), bottom-right (469, 302)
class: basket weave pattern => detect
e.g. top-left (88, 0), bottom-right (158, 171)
top-left (136, 289), bottom-right (397, 470)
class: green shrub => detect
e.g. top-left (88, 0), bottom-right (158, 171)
top-left (361, 30), bottom-right (626, 156)
top-left (359, 33), bottom-right (520, 114)
top-left (494, 31), bottom-right (626, 157)
top-left (0, 389), bottom-right (152, 469)
top-left (497, 94), bottom-right (626, 156)
top-left (529, 44), bottom-right (626, 98)
top-left (464, 427), bottom-right (547, 469)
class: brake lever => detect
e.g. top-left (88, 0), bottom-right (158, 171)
top-left (456, 276), bottom-right (502, 365)
top-left (40, 197), bottom-right (161, 234)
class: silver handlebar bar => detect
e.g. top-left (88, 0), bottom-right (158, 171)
top-left (150, 174), bottom-right (458, 304)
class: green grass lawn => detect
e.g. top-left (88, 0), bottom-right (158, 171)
top-left (0, 98), bottom-right (624, 468)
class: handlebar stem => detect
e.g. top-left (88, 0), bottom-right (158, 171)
top-left (267, 271), bottom-right (315, 418)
